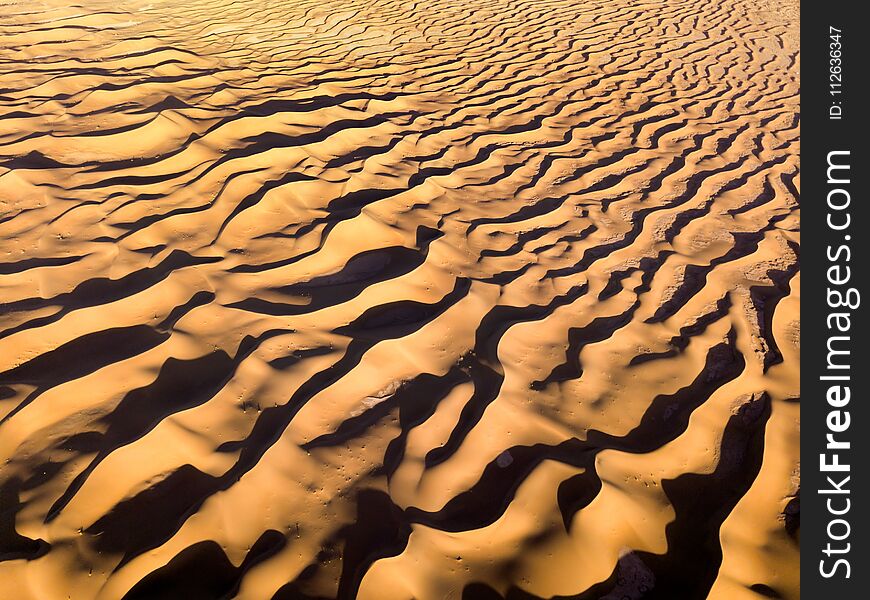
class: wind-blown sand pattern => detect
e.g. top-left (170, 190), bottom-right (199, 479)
top-left (0, 0), bottom-right (799, 598)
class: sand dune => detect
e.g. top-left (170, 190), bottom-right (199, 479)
top-left (0, 0), bottom-right (798, 598)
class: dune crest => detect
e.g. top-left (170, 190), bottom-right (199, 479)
top-left (1, 0), bottom-right (798, 599)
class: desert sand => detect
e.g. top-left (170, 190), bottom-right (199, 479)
top-left (0, 0), bottom-right (799, 598)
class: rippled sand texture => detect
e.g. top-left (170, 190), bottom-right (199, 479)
top-left (0, 0), bottom-right (799, 598)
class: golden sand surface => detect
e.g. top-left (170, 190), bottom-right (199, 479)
top-left (0, 0), bottom-right (799, 598)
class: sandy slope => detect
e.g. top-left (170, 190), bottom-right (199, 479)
top-left (0, 0), bottom-right (799, 598)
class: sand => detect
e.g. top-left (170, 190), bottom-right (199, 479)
top-left (0, 0), bottom-right (799, 598)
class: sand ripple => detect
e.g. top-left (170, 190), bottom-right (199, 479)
top-left (0, 0), bottom-right (799, 598)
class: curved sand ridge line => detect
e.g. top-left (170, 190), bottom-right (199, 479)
top-left (0, 0), bottom-right (798, 599)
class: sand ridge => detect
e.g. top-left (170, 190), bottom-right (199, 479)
top-left (0, 0), bottom-right (798, 599)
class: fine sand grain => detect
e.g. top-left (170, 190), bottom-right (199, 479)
top-left (0, 0), bottom-right (799, 598)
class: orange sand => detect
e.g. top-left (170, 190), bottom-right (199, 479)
top-left (0, 0), bottom-right (799, 598)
